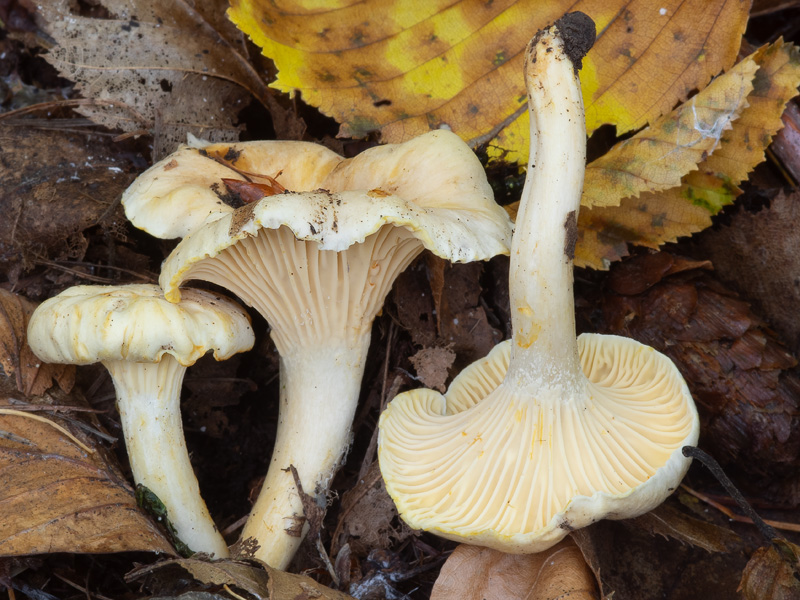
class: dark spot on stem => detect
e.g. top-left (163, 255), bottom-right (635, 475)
top-left (564, 210), bottom-right (578, 260)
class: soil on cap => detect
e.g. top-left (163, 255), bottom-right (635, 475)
top-left (554, 11), bottom-right (597, 72)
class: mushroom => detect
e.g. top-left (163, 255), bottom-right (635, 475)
top-left (377, 13), bottom-right (700, 553)
top-left (26, 284), bottom-right (255, 557)
top-left (156, 130), bottom-right (513, 568)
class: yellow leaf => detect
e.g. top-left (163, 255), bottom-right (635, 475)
top-left (580, 0), bottom-right (751, 136)
top-left (576, 41), bottom-right (800, 269)
top-left (582, 56), bottom-right (757, 209)
top-left (228, 0), bottom-right (748, 162)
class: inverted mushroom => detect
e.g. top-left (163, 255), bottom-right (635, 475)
top-left (26, 284), bottom-right (255, 557)
top-left (156, 130), bottom-right (513, 568)
top-left (377, 13), bottom-right (700, 553)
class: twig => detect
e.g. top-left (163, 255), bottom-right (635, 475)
top-left (52, 572), bottom-right (115, 600)
top-left (358, 322), bottom-right (399, 481)
top-left (681, 484), bottom-right (800, 533)
top-left (330, 463), bottom-right (383, 558)
top-left (6, 399), bottom-right (106, 413)
top-left (47, 261), bottom-right (156, 283)
top-left (221, 514), bottom-right (248, 538)
top-left (0, 98), bottom-right (149, 127)
top-left (0, 409), bottom-right (94, 454)
top-left (33, 259), bottom-right (119, 284)
top-left (682, 446), bottom-right (779, 542)
top-left (223, 584), bottom-right (247, 600)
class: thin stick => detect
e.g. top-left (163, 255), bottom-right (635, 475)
top-left (49, 261), bottom-right (156, 282)
top-left (5, 403), bottom-right (105, 413)
top-left (52, 572), bottom-right (115, 600)
top-left (681, 484), bottom-right (800, 533)
top-left (220, 514), bottom-right (248, 537)
top-left (223, 584), bottom-right (248, 600)
top-left (33, 259), bottom-right (118, 284)
top-left (0, 409), bottom-right (95, 454)
top-left (682, 446), bottom-right (778, 542)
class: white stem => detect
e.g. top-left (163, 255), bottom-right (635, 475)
top-left (105, 356), bottom-right (229, 558)
top-left (506, 25), bottom-right (588, 395)
top-left (240, 336), bottom-right (370, 569)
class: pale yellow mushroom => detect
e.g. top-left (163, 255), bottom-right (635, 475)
top-left (377, 13), bottom-right (700, 554)
top-left (155, 130), bottom-right (513, 568)
top-left (27, 284), bottom-right (255, 557)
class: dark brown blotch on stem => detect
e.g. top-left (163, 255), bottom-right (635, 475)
top-left (564, 209), bottom-right (578, 260)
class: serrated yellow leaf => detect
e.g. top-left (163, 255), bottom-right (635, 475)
top-left (582, 55), bottom-right (758, 209)
top-left (575, 41), bottom-right (800, 269)
top-left (581, 0), bottom-right (750, 136)
top-left (228, 0), bottom-right (748, 163)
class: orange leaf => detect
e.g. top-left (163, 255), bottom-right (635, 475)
top-left (430, 539), bottom-right (598, 600)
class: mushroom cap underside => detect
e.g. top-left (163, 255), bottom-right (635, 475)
top-left (27, 284), bottom-right (254, 366)
top-left (378, 333), bottom-right (700, 553)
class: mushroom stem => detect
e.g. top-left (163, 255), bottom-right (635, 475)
top-left (106, 356), bottom-right (230, 558)
top-left (241, 339), bottom-right (370, 569)
top-left (506, 16), bottom-right (590, 395)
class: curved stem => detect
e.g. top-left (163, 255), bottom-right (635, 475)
top-left (506, 22), bottom-right (588, 395)
top-left (240, 337), bottom-right (370, 569)
top-left (105, 356), bottom-right (229, 558)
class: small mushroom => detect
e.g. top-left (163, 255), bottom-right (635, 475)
top-left (377, 13), bottom-right (700, 553)
top-left (156, 130), bottom-right (513, 568)
top-left (26, 284), bottom-right (255, 557)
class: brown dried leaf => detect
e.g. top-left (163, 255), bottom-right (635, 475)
top-left (409, 346), bottom-right (456, 393)
top-left (0, 290), bottom-right (74, 398)
top-left (174, 559), bottom-right (270, 598)
top-left (431, 538), bottom-right (598, 600)
top-left (131, 557), bottom-right (354, 599)
top-left (0, 393), bottom-right (173, 555)
top-left (335, 462), bottom-right (410, 556)
top-left (572, 517), bottom-right (748, 599)
top-left (395, 262), bottom-right (502, 366)
top-left (628, 503), bottom-right (741, 553)
top-left (268, 566), bottom-right (355, 600)
top-left (394, 265), bottom-right (437, 348)
top-left (425, 254), bottom-right (447, 332)
top-left (0, 125), bottom-right (136, 282)
top-left (739, 539), bottom-right (800, 600)
top-left (37, 0), bottom-right (275, 157)
top-left (698, 190), bottom-right (800, 354)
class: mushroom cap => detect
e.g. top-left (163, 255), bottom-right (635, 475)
top-left (159, 130), bottom-right (513, 303)
top-left (122, 138), bottom-right (343, 239)
top-left (27, 284), bottom-right (254, 366)
top-left (378, 333), bottom-right (700, 553)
